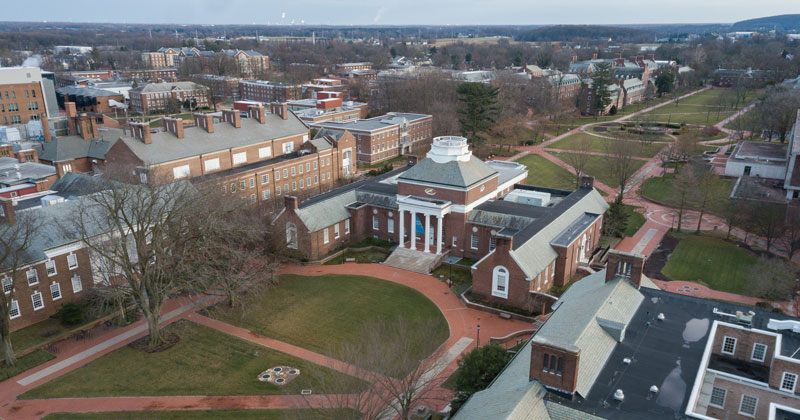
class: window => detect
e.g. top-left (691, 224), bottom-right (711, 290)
top-left (284, 184), bottom-right (289, 193)
top-left (27, 269), bottom-right (38, 285)
top-left (172, 165), bottom-right (190, 179)
top-left (492, 266), bottom-right (509, 299)
top-left (67, 254), bottom-right (78, 270)
top-left (204, 158), bottom-right (220, 172)
top-left (261, 174), bottom-right (269, 184)
top-left (45, 260), bottom-right (57, 276)
top-left (50, 282), bottom-right (62, 300)
top-left (221, 185), bottom-right (227, 194)
top-left (470, 234), bottom-right (479, 250)
top-left (543, 353), bottom-right (549, 372)
top-left (283, 169), bottom-right (288, 178)
top-left (751, 343), bottom-right (767, 362)
top-left (291, 167), bottom-right (296, 176)
top-left (258, 146), bottom-right (272, 158)
top-left (334, 224), bottom-right (340, 239)
top-left (233, 152), bottom-right (247, 165)
top-left (388, 218), bottom-right (395, 234)
top-left (282, 142), bottom-right (294, 154)
top-left (323, 228), bottom-right (330, 244)
top-left (286, 223), bottom-right (298, 249)
top-left (373, 216), bottom-right (379, 230)
top-left (276, 186), bottom-right (282, 195)
top-left (240, 180), bottom-right (245, 190)
top-left (262, 190), bottom-right (271, 200)
top-left (306, 163), bottom-right (311, 171)
top-left (709, 387), bottom-right (726, 408)
top-left (722, 336), bottom-right (737, 355)
top-left (299, 179), bottom-right (304, 188)
top-left (452, 236), bottom-right (457, 247)
top-left (298, 164), bottom-right (303, 174)
top-left (2, 277), bottom-right (11, 294)
top-left (71, 274), bottom-right (83, 294)
top-left (489, 237), bottom-right (496, 251)
top-left (275, 171), bottom-right (280, 181)
top-left (8, 300), bottom-right (19, 319)
top-left (739, 395), bottom-right (758, 417)
top-left (556, 357), bottom-right (563, 376)
top-left (313, 161), bottom-right (318, 169)
top-left (249, 178), bottom-right (255, 188)
top-left (345, 219), bottom-right (350, 235)
top-left (292, 182), bottom-right (296, 191)
top-left (781, 372), bottom-right (798, 393)
top-left (307, 177), bottom-right (311, 187)
top-left (314, 175), bottom-right (319, 184)
top-left (230, 183), bottom-right (237, 193)
top-left (31, 292), bottom-right (44, 311)
top-left (250, 194), bottom-right (256, 203)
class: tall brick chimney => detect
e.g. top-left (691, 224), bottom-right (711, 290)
top-left (0, 197), bottom-right (15, 225)
top-left (65, 102), bottom-right (77, 119)
top-left (130, 122), bottom-right (152, 144)
top-left (194, 113), bottom-right (214, 133)
top-left (222, 109), bottom-right (241, 128)
top-left (271, 102), bottom-right (289, 120)
top-left (571, 55), bottom-right (578, 63)
top-left (40, 112), bottom-right (52, 143)
top-left (591, 53), bottom-right (598, 60)
top-left (248, 105), bottom-right (266, 124)
top-left (163, 117), bottom-right (184, 138)
top-left (76, 114), bottom-right (98, 140)
top-left (580, 175), bottom-right (594, 188)
top-left (284, 195), bottom-right (298, 210)
top-left (605, 250), bottom-right (645, 288)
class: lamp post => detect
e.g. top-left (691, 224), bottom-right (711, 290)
top-left (477, 324), bottom-right (481, 348)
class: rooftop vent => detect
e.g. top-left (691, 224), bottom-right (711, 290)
top-left (614, 389), bottom-right (625, 401)
top-left (622, 357), bottom-right (632, 365)
top-left (657, 313), bottom-right (665, 321)
top-left (650, 385), bottom-right (659, 394)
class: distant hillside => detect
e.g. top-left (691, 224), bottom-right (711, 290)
top-left (515, 25), bottom-right (655, 43)
top-left (731, 14), bottom-right (800, 32)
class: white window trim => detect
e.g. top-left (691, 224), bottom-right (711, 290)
top-left (258, 146), bottom-right (272, 159)
top-left (71, 274), bottom-right (83, 294)
top-left (233, 152), bottom-right (247, 165)
top-left (67, 253), bottom-right (78, 270)
top-left (204, 157), bottom-right (220, 172)
top-left (372, 216), bottom-right (379, 231)
top-left (738, 394), bottom-right (758, 417)
top-left (781, 372), bottom-right (798, 393)
top-left (50, 282), bottom-right (62, 301)
top-left (31, 292), bottom-right (44, 311)
top-left (388, 218), bottom-right (395, 234)
top-left (45, 260), bottom-right (57, 277)
top-left (8, 299), bottom-right (20, 319)
top-left (452, 236), bottom-right (457, 247)
top-left (722, 336), bottom-right (737, 355)
top-left (172, 165), bottom-right (190, 179)
top-left (470, 234), bottom-right (479, 250)
top-left (709, 387), bottom-right (726, 409)
top-left (345, 219), bottom-right (350, 235)
top-left (323, 228), bottom-right (330, 244)
top-left (751, 343), bottom-right (767, 362)
top-left (2, 277), bottom-right (12, 294)
top-left (492, 266), bottom-right (509, 299)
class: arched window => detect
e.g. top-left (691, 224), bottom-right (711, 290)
top-left (492, 266), bottom-right (509, 299)
top-left (557, 357), bottom-right (564, 376)
top-left (286, 223), bottom-right (298, 249)
top-left (543, 353), bottom-right (549, 372)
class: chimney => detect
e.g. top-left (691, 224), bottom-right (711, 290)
top-left (222, 109), bottom-right (241, 128)
top-left (76, 114), bottom-right (98, 140)
top-left (605, 250), bottom-right (645, 288)
top-left (163, 117), bottom-right (184, 138)
top-left (571, 55), bottom-right (578, 63)
top-left (65, 102), bottom-right (77, 119)
top-left (130, 122), bottom-right (152, 144)
top-left (248, 105), bottom-right (266, 124)
top-left (580, 175), bottom-right (594, 188)
top-left (647, 54), bottom-right (655, 61)
top-left (40, 112), bottom-right (52, 143)
top-left (591, 53), bottom-right (598, 60)
top-left (616, 53), bottom-right (623, 59)
top-left (494, 234), bottom-right (513, 254)
top-left (194, 113), bottom-right (214, 133)
top-left (284, 195), bottom-right (298, 210)
top-left (272, 102), bottom-right (289, 120)
top-left (17, 149), bottom-right (39, 163)
top-left (0, 144), bottom-right (12, 157)
top-left (0, 198), bottom-right (15, 225)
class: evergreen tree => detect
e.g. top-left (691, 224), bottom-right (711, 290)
top-left (450, 343), bottom-right (510, 414)
top-left (656, 70), bottom-right (676, 96)
top-left (591, 62), bottom-right (613, 116)
top-left (456, 82), bottom-right (499, 151)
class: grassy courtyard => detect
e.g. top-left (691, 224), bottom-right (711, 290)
top-left (21, 320), bottom-right (363, 399)
top-left (0, 350), bottom-right (55, 382)
top-left (208, 274), bottom-right (449, 366)
top-left (515, 154), bottom-right (577, 191)
top-left (549, 152), bottom-right (646, 188)
top-left (42, 410), bottom-right (358, 420)
top-left (621, 205), bottom-right (646, 237)
top-left (641, 174), bottom-right (736, 207)
top-left (661, 234), bottom-right (760, 296)
top-left (548, 133), bottom-right (667, 158)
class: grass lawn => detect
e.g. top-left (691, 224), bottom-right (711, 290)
top-left (21, 321), bottom-right (363, 399)
top-left (515, 154), bottom-right (576, 191)
top-left (208, 275), bottom-right (449, 367)
top-left (0, 350), bottom-right (55, 382)
top-left (357, 155), bottom-right (407, 169)
top-left (622, 205), bottom-right (646, 237)
top-left (323, 249), bottom-right (388, 265)
top-left (641, 174), bottom-right (736, 207)
top-left (10, 317), bottom-right (71, 352)
top-left (642, 111), bottom-right (735, 126)
top-left (661, 234), bottom-right (760, 296)
top-left (431, 264), bottom-right (472, 296)
top-left (42, 409), bottom-right (357, 420)
top-left (549, 152), bottom-right (646, 188)
top-left (548, 133), bottom-right (667, 158)
top-left (441, 368), bottom-right (459, 391)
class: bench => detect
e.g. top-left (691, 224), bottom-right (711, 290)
top-left (499, 312), bottom-right (512, 320)
top-left (345, 258), bottom-right (356, 263)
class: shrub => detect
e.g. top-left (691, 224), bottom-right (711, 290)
top-left (450, 343), bottom-right (511, 414)
top-left (55, 303), bottom-right (84, 326)
top-left (525, 140), bottom-right (535, 146)
top-left (609, 105), bottom-right (618, 115)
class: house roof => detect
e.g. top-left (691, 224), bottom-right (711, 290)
top-left (117, 113), bottom-right (308, 166)
top-left (130, 82), bottom-right (208, 94)
top-left (56, 85), bottom-right (122, 98)
top-left (399, 155), bottom-right (498, 189)
top-left (0, 158), bottom-right (56, 186)
top-left (38, 131), bottom-right (120, 162)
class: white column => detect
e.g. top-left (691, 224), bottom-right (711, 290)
top-left (424, 213), bottom-right (431, 253)
top-left (410, 211), bottom-right (417, 250)
top-left (436, 214), bottom-right (443, 255)
top-left (398, 209), bottom-right (405, 248)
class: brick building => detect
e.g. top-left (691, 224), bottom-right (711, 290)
top-left (0, 67), bottom-right (50, 125)
top-left (311, 112), bottom-right (433, 164)
top-left (191, 74), bottom-right (241, 101)
top-left (288, 92), bottom-right (368, 120)
top-left (221, 50), bottom-right (270, 76)
top-left (128, 82), bottom-right (210, 114)
top-left (54, 70), bottom-right (115, 88)
top-left (140, 47), bottom-right (191, 69)
top-left (55, 86), bottom-right (126, 114)
top-left (118, 69), bottom-right (178, 83)
top-left (0, 152), bottom-right (57, 199)
top-left (334, 62), bottom-right (373, 75)
top-left (239, 80), bottom-right (303, 103)
top-left (288, 93), bottom-right (365, 123)
top-left (38, 103), bottom-right (118, 175)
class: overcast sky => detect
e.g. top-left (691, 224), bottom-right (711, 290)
top-left (10, 0), bottom-right (800, 25)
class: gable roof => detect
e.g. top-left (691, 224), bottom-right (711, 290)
top-left (38, 131), bottom-right (120, 162)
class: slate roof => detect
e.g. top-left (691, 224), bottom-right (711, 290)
top-left (398, 155), bottom-right (498, 189)
top-left (38, 131), bottom-right (120, 162)
top-left (129, 82), bottom-right (208, 94)
top-left (56, 85), bottom-right (121, 98)
top-left (117, 113), bottom-right (308, 166)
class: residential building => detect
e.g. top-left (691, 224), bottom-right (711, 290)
top-left (55, 86), bottom-right (126, 114)
top-left (546, 73), bottom-right (583, 103)
top-left (54, 70), bottom-right (115, 88)
top-left (128, 82), bottom-right (210, 114)
top-left (311, 112), bottom-right (433, 164)
top-left (221, 49), bottom-right (270, 76)
top-left (239, 80), bottom-right (303, 103)
top-left (334, 62), bottom-right (373, 76)
top-left (190, 74), bottom-right (242, 101)
top-left (620, 78), bottom-right (646, 106)
top-left (714, 68), bottom-right (777, 88)
top-left (37, 103), bottom-right (118, 175)
top-left (0, 67), bottom-right (53, 125)
top-left (140, 47), bottom-right (192, 69)
top-left (118, 69), bottom-right (178, 83)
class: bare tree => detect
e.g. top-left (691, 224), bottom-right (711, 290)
top-left (748, 203), bottom-right (786, 253)
top-left (560, 135), bottom-right (594, 188)
top-left (691, 167), bottom-right (726, 232)
top-left (750, 257), bottom-right (798, 301)
top-left (604, 138), bottom-right (639, 200)
top-left (0, 208), bottom-right (40, 366)
top-left (779, 207), bottom-right (800, 260)
top-left (672, 164), bottom-right (697, 232)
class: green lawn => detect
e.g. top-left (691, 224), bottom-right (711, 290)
top-left (641, 111), bottom-right (736, 126)
top-left (208, 274), bottom-right (449, 367)
top-left (0, 350), bottom-right (55, 382)
top-left (21, 321), bottom-right (363, 399)
top-left (10, 317), bottom-right (71, 352)
top-left (548, 133), bottom-right (667, 158)
top-left (661, 235), bottom-right (760, 295)
top-left (323, 249), bottom-right (388, 265)
top-left (357, 155), bottom-right (407, 169)
top-left (549, 152), bottom-right (646, 188)
top-left (431, 264), bottom-right (472, 296)
top-left (515, 154), bottom-right (576, 191)
top-left (641, 174), bottom-right (736, 207)
top-left (42, 410), bottom-right (357, 420)
top-left (622, 205), bottom-right (646, 237)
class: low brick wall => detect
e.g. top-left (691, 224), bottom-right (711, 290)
top-left (305, 246), bottom-right (391, 266)
top-left (461, 288), bottom-right (538, 323)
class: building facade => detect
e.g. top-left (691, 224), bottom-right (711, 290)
top-left (128, 82), bottom-right (210, 114)
top-left (0, 67), bottom-right (49, 125)
top-left (239, 80), bottom-right (303, 103)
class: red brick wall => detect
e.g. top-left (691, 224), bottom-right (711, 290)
top-left (529, 341), bottom-right (580, 394)
top-left (712, 324), bottom-right (778, 367)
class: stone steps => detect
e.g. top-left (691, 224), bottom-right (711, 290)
top-left (382, 246), bottom-right (440, 274)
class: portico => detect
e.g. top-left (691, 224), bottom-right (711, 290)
top-left (397, 195), bottom-right (452, 254)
